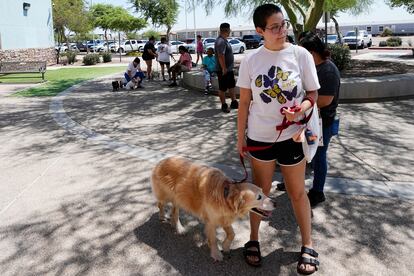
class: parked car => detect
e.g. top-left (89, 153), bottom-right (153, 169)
top-left (90, 41), bottom-right (113, 52)
top-left (343, 30), bottom-right (372, 48)
top-left (202, 38), bottom-right (216, 52)
top-left (55, 43), bottom-right (79, 52)
top-left (169, 40), bottom-right (185, 53)
top-left (76, 42), bottom-right (88, 52)
top-left (117, 40), bottom-right (146, 53)
top-left (228, 38), bottom-right (246, 54)
top-left (182, 38), bottom-right (196, 53)
top-left (323, 34), bottom-right (343, 45)
top-left (241, 34), bottom-right (262, 49)
top-left (86, 40), bottom-right (103, 51)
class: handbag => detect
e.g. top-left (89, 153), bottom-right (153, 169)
top-left (292, 45), bottom-right (321, 162)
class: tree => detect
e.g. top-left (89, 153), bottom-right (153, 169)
top-left (386, 0), bottom-right (414, 13)
top-left (52, 0), bottom-right (91, 43)
top-left (199, 0), bottom-right (372, 41)
top-left (90, 4), bottom-right (146, 51)
top-left (326, 0), bottom-right (373, 44)
top-left (130, 0), bottom-right (179, 40)
top-left (142, 30), bottom-right (162, 40)
top-left (52, 0), bottom-right (91, 63)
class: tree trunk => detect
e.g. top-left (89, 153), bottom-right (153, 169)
top-left (304, 0), bottom-right (325, 31)
top-left (166, 25), bottom-right (171, 42)
top-left (105, 29), bottom-right (109, 52)
top-left (331, 16), bottom-right (342, 44)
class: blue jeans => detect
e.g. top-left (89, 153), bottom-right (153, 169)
top-left (124, 71), bottom-right (145, 83)
top-left (311, 122), bottom-right (335, 192)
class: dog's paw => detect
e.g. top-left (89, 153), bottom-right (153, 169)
top-left (211, 250), bottom-right (223, 262)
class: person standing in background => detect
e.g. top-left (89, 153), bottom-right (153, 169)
top-left (142, 36), bottom-right (158, 81)
top-left (195, 35), bottom-right (204, 66)
top-left (215, 23), bottom-right (238, 113)
top-left (299, 31), bottom-right (341, 207)
top-left (157, 37), bottom-right (175, 81)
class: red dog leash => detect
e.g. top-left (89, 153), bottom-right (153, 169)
top-left (232, 97), bottom-right (315, 184)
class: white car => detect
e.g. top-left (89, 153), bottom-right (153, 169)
top-left (55, 43), bottom-right (78, 52)
top-left (117, 40), bottom-right (147, 53)
top-left (343, 30), bottom-right (372, 49)
top-left (228, 38), bottom-right (246, 54)
top-left (203, 38), bottom-right (216, 52)
top-left (90, 42), bottom-right (112, 52)
top-left (169, 41), bottom-right (185, 53)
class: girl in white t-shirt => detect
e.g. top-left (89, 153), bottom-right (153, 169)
top-left (157, 37), bottom-right (176, 81)
top-left (236, 4), bottom-right (320, 274)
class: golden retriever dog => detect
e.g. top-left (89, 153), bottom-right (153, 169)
top-left (151, 156), bottom-right (275, 261)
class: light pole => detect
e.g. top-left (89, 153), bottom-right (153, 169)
top-left (185, 0), bottom-right (188, 39)
top-left (90, 0), bottom-right (95, 52)
top-left (192, 0), bottom-right (196, 42)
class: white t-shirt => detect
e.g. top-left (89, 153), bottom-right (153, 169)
top-left (157, 43), bottom-right (171, 63)
top-left (126, 62), bottom-right (141, 76)
top-left (236, 44), bottom-right (320, 142)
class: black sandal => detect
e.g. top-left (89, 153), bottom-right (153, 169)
top-left (243, 240), bottom-right (262, 267)
top-left (297, 246), bottom-right (320, 275)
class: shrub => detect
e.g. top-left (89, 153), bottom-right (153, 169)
top-left (381, 27), bottom-right (393, 37)
top-left (64, 51), bottom-right (77, 64)
top-left (328, 44), bottom-right (351, 71)
top-left (83, 54), bottom-right (100, 65)
top-left (101, 52), bottom-right (112, 63)
top-left (386, 37), bottom-right (402, 47)
top-left (125, 51), bottom-right (141, 57)
top-left (379, 41), bottom-right (388, 47)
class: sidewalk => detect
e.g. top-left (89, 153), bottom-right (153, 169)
top-left (0, 76), bottom-right (412, 275)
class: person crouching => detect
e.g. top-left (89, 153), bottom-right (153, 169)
top-left (124, 57), bottom-right (145, 89)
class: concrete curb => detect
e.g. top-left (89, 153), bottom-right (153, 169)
top-left (49, 75), bottom-right (414, 200)
top-left (182, 70), bottom-right (414, 102)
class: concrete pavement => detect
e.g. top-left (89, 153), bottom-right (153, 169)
top-left (0, 75), bottom-right (413, 275)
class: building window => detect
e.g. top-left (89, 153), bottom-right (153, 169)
top-left (366, 26), bottom-right (371, 32)
top-left (379, 26), bottom-right (384, 32)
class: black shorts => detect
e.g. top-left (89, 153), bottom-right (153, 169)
top-left (159, 61), bottom-right (170, 66)
top-left (246, 137), bottom-right (305, 166)
top-left (217, 71), bottom-right (236, 91)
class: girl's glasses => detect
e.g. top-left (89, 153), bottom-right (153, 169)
top-left (265, 20), bottom-right (291, 34)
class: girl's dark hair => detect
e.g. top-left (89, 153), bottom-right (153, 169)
top-left (253, 4), bottom-right (283, 29)
top-left (161, 37), bottom-right (166, 43)
top-left (178, 45), bottom-right (187, 52)
top-left (133, 57), bottom-right (140, 63)
top-left (299, 31), bottom-right (331, 59)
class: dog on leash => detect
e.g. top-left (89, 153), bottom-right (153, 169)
top-left (151, 156), bottom-right (275, 261)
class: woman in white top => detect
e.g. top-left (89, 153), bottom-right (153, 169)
top-left (157, 37), bottom-right (175, 81)
top-left (236, 4), bottom-right (320, 274)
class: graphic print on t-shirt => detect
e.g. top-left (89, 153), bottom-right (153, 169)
top-left (254, 65), bottom-right (300, 104)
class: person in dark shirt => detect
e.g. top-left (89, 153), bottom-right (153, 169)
top-left (142, 36), bottom-right (158, 80)
top-left (299, 31), bottom-right (341, 206)
top-left (215, 23), bottom-right (238, 113)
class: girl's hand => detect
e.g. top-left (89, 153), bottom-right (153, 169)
top-left (237, 138), bottom-right (247, 158)
top-left (284, 106), bottom-right (302, 122)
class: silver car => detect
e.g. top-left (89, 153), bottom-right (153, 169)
top-left (228, 38), bottom-right (246, 54)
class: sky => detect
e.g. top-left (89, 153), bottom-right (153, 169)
top-left (95, 0), bottom-right (413, 31)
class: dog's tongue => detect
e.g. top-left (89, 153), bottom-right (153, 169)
top-left (251, 208), bottom-right (272, 218)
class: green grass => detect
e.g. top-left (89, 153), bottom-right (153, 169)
top-left (1, 66), bottom-right (124, 97)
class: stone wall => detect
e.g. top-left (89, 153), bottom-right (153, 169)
top-left (0, 47), bottom-right (56, 65)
